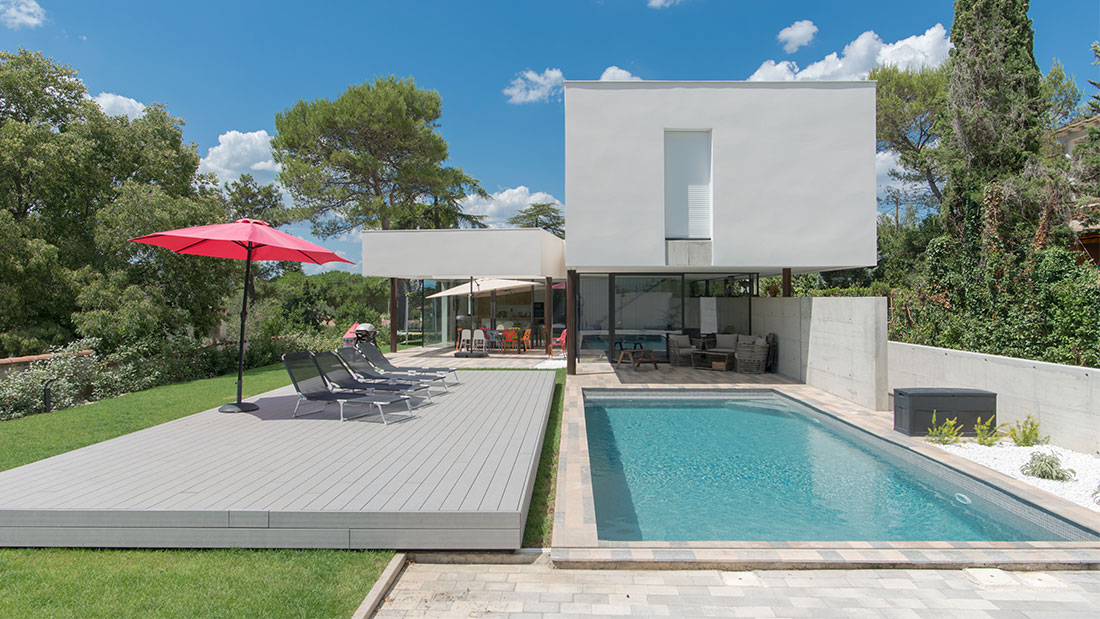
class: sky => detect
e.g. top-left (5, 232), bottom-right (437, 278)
top-left (3, 0), bottom-right (1099, 272)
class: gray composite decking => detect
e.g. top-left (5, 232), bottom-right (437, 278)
top-left (0, 369), bottom-right (556, 550)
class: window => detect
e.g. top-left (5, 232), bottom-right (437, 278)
top-left (664, 131), bottom-right (712, 239)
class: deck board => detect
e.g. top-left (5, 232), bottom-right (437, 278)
top-left (0, 369), bottom-right (556, 550)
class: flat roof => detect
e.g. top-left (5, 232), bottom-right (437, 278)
top-left (362, 228), bottom-right (566, 280)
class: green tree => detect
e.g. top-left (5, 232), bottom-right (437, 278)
top-left (391, 166), bottom-right (488, 229)
top-left (941, 0), bottom-right (1044, 243)
top-left (224, 173), bottom-right (287, 225)
top-left (507, 202), bottom-right (565, 237)
top-left (272, 76), bottom-right (470, 236)
top-left (0, 49), bottom-right (234, 356)
top-left (1039, 60), bottom-right (1082, 130)
top-left (869, 64), bottom-right (949, 204)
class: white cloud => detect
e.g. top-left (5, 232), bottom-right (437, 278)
top-left (461, 185), bottom-right (561, 228)
top-left (777, 19), bottom-right (818, 53)
top-left (647, 0), bottom-right (681, 7)
top-left (93, 92), bottom-right (146, 120)
top-left (599, 65), bottom-right (642, 81)
top-left (1, 0), bottom-right (44, 29)
top-left (749, 23), bottom-right (950, 81)
top-left (198, 129), bottom-right (281, 185)
top-left (503, 68), bottom-right (564, 104)
top-left (876, 150), bottom-right (905, 197)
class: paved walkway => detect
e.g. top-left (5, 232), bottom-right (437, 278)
top-left (375, 561), bottom-right (1100, 618)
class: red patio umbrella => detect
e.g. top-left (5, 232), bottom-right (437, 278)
top-left (130, 218), bottom-right (354, 413)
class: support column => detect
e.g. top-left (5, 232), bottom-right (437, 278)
top-left (490, 290), bottom-right (497, 330)
top-left (544, 276), bottom-right (553, 355)
top-left (389, 277), bottom-right (399, 353)
top-left (781, 268), bottom-right (792, 297)
top-left (567, 269), bottom-right (578, 376)
top-left (607, 274), bottom-right (616, 359)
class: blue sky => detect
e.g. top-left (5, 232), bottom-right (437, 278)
top-left (3, 0), bottom-right (1099, 271)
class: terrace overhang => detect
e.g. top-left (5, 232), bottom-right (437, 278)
top-left (362, 228), bottom-right (566, 280)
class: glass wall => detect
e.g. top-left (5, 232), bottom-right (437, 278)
top-left (613, 276), bottom-right (683, 351)
top-left (577, 275), bottom-right (609, 350)
top-left (421, 279), bottom-right (461, 347)
top-left (684, 274), bottom-right (755, 336)
top-left (573, 272), bottom-right (758, 358)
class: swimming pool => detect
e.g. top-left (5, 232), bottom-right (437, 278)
top-left (584, 391), bottom-right (1098, 542)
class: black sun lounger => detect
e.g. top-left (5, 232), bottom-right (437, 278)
top-left (336, 347), bottom-right (450, 391)
top-left (313, 351), bottom-right (432, 404)
top-left (283, 352), bottom-right (410, 423)
top-left (356, 341), bottom-right (459, 382)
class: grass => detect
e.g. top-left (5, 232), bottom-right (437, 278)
top-left (397, 336), bottom-right (423, 350)
top-left (0, 363), bottom-right (293, 473)
top-left (0, 363), bottom-right (565, 614)
top-left (0, 547), bottom-right (392, 618)
top-left (522, 368), bottom-right (565, 547)
top-left (0, 364), bottom-right (393, 618)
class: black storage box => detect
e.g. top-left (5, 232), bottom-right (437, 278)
top-left (893, 387), bottom-right (997, 437)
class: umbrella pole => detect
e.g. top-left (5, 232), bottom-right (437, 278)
top-left (220, 246), bottom-right (259, 413)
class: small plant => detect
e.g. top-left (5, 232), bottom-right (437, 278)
top-left (926, 412), bottom-right (962, 445)
top-left (1020, 451), bottom-right (1075, 481)
top-left (1008, 415), bottom-right (1048, 447)
top-left (973, 416), bottom-right (1004, 446)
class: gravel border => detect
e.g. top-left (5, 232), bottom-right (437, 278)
top-left (933, 441), bottom-right (1100, 513)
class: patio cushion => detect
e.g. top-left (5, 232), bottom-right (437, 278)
top-left (715, 334), bottom-right (737, 349)
top-left (755, 336), bottom-right (767, 347)
top-left (737, 335), bottom-right (757, 345)
top-left (669, 334), bottom-right (691, 347)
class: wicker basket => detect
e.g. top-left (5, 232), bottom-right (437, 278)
top-left (735, 343), bottom-right (768, 374)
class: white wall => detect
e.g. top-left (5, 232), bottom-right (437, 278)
top-left (752, 297), bottom-right (888, 411)
top-left (888, 343), bottom-right (1100, 453)
top-left (564, 81), bottom-right (877, 273)
top-left (361, 229), bottom-right (565, 279)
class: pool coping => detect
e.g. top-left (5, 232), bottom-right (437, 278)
top-left (552, 375), bottom-right (1100, 570)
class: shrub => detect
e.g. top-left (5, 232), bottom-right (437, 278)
top-left (0, 340), bottom-right (103, 420)
top-left (973, 416), bottom-right (1004, 446)
top-left (1020, 451), bottom-right (1075, 481)
top-left (1008, 414), bottom-right (1048, 447)
top-left (926, 412), bottom-right (962, 444)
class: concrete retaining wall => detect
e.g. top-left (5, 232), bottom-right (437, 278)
top-left (888, 342), bottom-right (1100, 454)
top-left (752, 297), bottom-right (888, 410)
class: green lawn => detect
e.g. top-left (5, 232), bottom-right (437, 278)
top-left (522, 368), bottom-right (565, 548)
top-left (0, 363), bottom-right (564, 616)
top-left (0, 363), bottom-right (293, 473)
top-left (0, 547), bottom-right (392, 618)
top-left (0, 364), bottom-right (393, 619)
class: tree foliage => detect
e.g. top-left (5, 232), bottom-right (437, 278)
top-left (870, 64), bottom-right (948, 203)
top-left (272, 75), bottom-right (484, 236)
top-left (0, 50), bottom-right (288, 357)
top-left (507, 202), bottom-right (565, 237)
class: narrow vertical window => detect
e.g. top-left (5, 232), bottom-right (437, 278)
top-left (664, 131), bottom-right (712, 239)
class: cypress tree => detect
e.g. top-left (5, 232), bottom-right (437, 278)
top-left (942, 0), bottom-right (1044, 246)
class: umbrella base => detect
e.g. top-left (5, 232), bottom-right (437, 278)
top-left (219, 401), bottom-right (260, 413)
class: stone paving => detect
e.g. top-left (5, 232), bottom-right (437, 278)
top-left (374, 560), bottom-right (1100, 618)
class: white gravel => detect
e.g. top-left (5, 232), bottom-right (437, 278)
top-left (934, 441), bottom-right (1100, 512)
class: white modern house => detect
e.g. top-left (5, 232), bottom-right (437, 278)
top-left (363, 80), bottom-right (878, 375)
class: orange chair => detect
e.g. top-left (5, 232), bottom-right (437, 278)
top-left (454, 328), bottom-right (463, 351)
top-left (520, 328), bottom-right (532, 353)
top-left (548, 329), bottom-right (567, 358)
top-left (501, 330), bottom-right (520, 353)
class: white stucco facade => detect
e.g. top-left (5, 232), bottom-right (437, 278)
top-left (361, 228), bottom-right (565, 280)
top-left (564, 81), bottom-right (877, 274)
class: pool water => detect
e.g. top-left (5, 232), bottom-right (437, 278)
top-left (585, 396), bottom-right (1059, 542)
